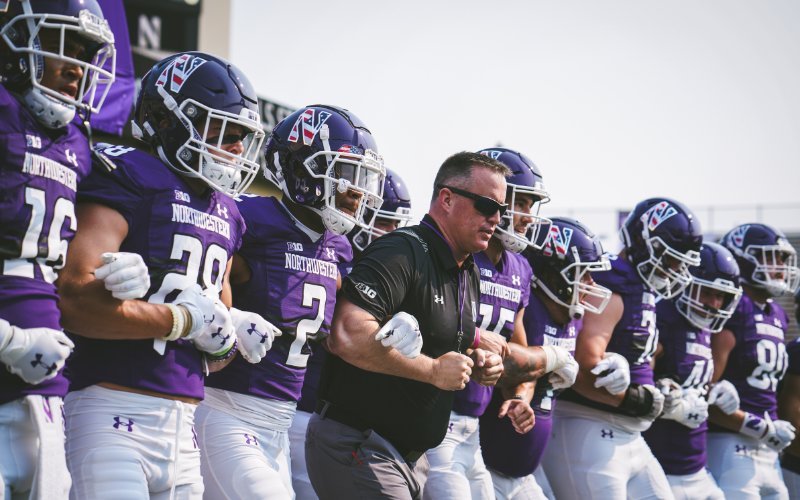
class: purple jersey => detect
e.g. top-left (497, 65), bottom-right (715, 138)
top-left (67, 145), bottom-right (244, 400)
top-left (709, 295), bottom-right (789, 431)
top-left (643, 299), bottom-right (714, 475)
top-left (561, 255), bottom-right (657, 414)
top-left (480, 291), bottom-right (581, 478)
top-left (453, 250), bottom-right (531, 417)
top-left (786, 337), bottom-right (800, 377)
top-left (0, 84), bottom-right (92, 405)
top-left (205, 197), bottom-right (352, 403)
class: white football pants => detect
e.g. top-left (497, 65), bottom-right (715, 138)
top-left (423, 411), bottom-right (494, 500)
top-left (782, 467), bottom-right (800, 500)
top-left (665, 469), bottom-right (725, 500)
top-left (195, 389), bottom-right (294, 500)
top-left (0, 396), bottom-right (68, 500)
top-left (542, 403), bottom-right (674, 500)
top-left (489, 469), bottom-right (547, 500)
top-left (532, 467), bottom-right (556, 500)
top-left (64, 385), bottom-right (203, 500)
top-left (706, 432), bottom-right (789, 500)
top-left (288, 410), bottom-right (318, 500)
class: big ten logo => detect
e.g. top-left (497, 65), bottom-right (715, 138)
top-left (26, 135), bottom-right (42, 149)
top-left (354, 282), bottom-right (377, 299)
top-left (174, 190), bottom-right (190, 203)
top-left (287, 242), bottom-right (304, 252)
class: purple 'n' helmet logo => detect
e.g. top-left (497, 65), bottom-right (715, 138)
top-left (156, 54), bottom-right (207, 93)
top-left (543, 225), bottom-right (573, 259)
top-left (642, 201), bottom-right (678, 232)
top-left (728, 224), bottom-right (750, 248)
top-left (479, 150), bottom-right (503, 160)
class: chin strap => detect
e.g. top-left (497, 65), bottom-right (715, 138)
top-left (78, 104), bottom-right (93, 147)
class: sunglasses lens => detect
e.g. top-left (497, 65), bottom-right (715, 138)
top-left (475, 198), bottom-right (505, 217)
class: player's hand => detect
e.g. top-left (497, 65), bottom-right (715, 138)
top-left (0, 319), bottom-right (73, 385)
top-left (661, 388), bottom-right (709, 429)
top-left (763, 413), bottom-right (796, 452)
top-left (431, 352), bottom-right (473, 391)
top-left (190, 294), bottom-right (235, 355)
top-left (229, 308), bottom-right (281, 364)
top-left (642, 384), bottom-right (665, 421)
top-left (549, 354), bottom-right (579, 390)
top-left (470, 349), bottom-right (503, 387)
top-left (498, 397), bottom-right (535, 434)
top-left (591, 352), bottom-right (630, 395)
top-left (94, 252), bottom-right (151, 300)
top-left (173, 285), bottom-right (216, 339)
top-left (657, 378), bottom-right (683, 415)
top-left (375, 312), bottom-right (422, 359)
top-left (476, 330), bottom-right (511, 360)
top-left (707, 380), bottom-right (740, 415)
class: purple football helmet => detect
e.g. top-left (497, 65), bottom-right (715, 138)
top-left (620, 198), bottom-right (703, 299)
top-left (477, 148), bottom-right (550, 253)
top-left (677, 242), bottom-right (742, 333)
top-left (0, 0), bottom-right (115, 128)
top-left (350, 168), bottom-right (412, 252)
top-left (524, 217), bottom-right (612, 319)
top-left (132, 52), bottom-right (265, 197)
top-left (265, 105), bottom-right (385, 235)
top-left (719, 223), bottom-right (800, 297)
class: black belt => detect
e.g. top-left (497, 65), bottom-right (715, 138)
top-left (315, 400), bottom-right (425, 464)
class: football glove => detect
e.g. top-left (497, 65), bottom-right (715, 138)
top-left (661, 388), bottom-right (709, 429)
top-left (189, 292), bottom-right (235, 355)
top-left (707, 380), bottom-right (740, 415)
top-left (172, 285), bottom-right (216, 340)
top-left (375, 312), bottom-right (423, 359)
top-left (657, 378), bottom-right (684, 415)
top-left (549, 355), bottom-right (579, 390)
top-left (229, 308), bottom-right (281, 364)
top-left (591, 352), bottom-right (631, 395)
top-left (94, 252), bottom-right (151, 301)
top-left (0, 319), bottom-right (73, 385)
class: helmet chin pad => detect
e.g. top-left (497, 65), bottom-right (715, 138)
top-left (22, 87), bottom-right (75, 129)
top-left (201, 154), bottom-right (241, 193)
top-left (320, 205), bottom-right (356, 235)
top-left (496, 229), bottom-right (529, 254)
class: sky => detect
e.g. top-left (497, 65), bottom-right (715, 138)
top-left (229, 1), bottom-right (800, 248)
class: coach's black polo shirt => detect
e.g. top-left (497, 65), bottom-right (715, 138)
top-left (318, 214), bottom-right (480, 453)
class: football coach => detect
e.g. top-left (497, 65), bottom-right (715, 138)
top-left (306, 152), bottom-right (514, 499)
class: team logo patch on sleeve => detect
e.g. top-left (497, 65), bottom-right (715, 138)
top-left (542, 225), bottom-right (573, 259)
top-left (642, 201), bottom-right (678, 231)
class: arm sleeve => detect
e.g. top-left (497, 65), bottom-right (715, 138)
top-left (341, 234), bottom-right (416, 321)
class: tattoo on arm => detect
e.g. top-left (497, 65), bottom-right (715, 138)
top-left (496, 344), bottom-right (548, 388)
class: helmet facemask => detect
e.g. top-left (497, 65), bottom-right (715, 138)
top-left (677, 277), bottom-right (742, 333)
top-left (153, 84), bottom-right (265, 197)
top-left (636, 235), bottom-right (701, 300)
top-left (533, 247), bottom-right (613, 319)
top-left (1, 3), bottom-right (115, 128)
top-left (351, 205), bottom-right (413, 252)
top-left (495, 182), bottom-right (551, 253)
top-left (743, 241), bottom-right (800, 297)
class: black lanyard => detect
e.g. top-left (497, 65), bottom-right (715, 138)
top-left (421, 221), bottom-right (466, 352)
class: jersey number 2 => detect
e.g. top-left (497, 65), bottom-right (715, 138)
top-left (286, 283), bottom-right (327, 368)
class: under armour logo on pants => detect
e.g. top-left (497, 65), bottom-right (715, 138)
top-left (192, 426), bottom-right (199, 449)
top-left (448, 423), bottom-right (454, 432)
top-left (735, 445), bottom-right (747, 453)
top-left (244, 434), bottom-right (258, 445)
top-left (601, 429), bottom-right (613, 438)
top-left (434, 295), bottom-right (444, 305)
top-left (113, 417), bottom-right (134, 432)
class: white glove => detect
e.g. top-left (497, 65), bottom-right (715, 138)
top-left (763, 413), bottom-right (796, 452)
top-left (94, 252), bottom-right (151, 300)
top-left (190, 293), bottom-right (235, 355)
top-left (657, 378), bottom-right (683, 415)
top-left (661, 388), bottom-right (709, 429)
top-left (172, 285), bottom-right (216, 340)
top-left (642, 384), bottom-right (666, 421)
top-left (549, 355), bottom-right (579, 390)
top-left (0, 319), bottom-right (73, 385)
top-left (230, 308), bottom-right (281, 364)
top-left (375, 312), bottom-right (423, 359)
top-left (707, 380), bottom-right (740, 415)
top-left (591, 352), bottom-right (631, 395)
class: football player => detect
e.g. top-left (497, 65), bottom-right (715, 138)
top-left (481, 217), bottom-right (613, 500)
top-left (779, 337), bottom-right (800, 500)
top-left (707, 223), bottom-right (800, 499)
top-left (197, 105), bottom-right (386, 500)
top-left (544, 198), bottom-right (703, 500)
top-left (643, 242), bottom-right (743, 500)
top-left (0, 0), bottom-right (114, 497)
top-left (57, 52), bottom-right (266, 499)
top-left (422, 148), bottom-right (570, 500)
top-left (289, 167), bottom-right (413, 500)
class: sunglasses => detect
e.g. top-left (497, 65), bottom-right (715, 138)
top-left (437, 184), bottom-right (508, 217)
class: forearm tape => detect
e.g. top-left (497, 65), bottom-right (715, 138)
top-left (619, 383), bottom-right (654, 417)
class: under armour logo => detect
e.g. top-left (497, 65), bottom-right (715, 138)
top-left (211, 328), bottom-right (231, 347)
top-left (601, 429), bottom-right (614, 438)
top-left (735, 445), bottom-right (747, 453)
top-left (247, 323), bottom-right (270, 344)
top-left (434, 295), bottom-right (444, 305)
top-left (448, 423), bottom-right (454, 432)
top-left (30, 354), bottom-right (58, 376)
top-left (192, 426), bottom-right (198, 449)
top-left (65, 149), bottom-right (78, 166)
top-left (244, 434), bottom-right (258, 445)
top-left (42, 398), bottom-right (53, 423)
top-left (769, 437), bottom-right (781, 447)
top-left (326, 248), bottom-right (335, 259)
top-left (205, 314), bottom-right (215, 325)
top-left (687, 413), bottom-right (699, 420)
top-left (512, 275), bottom-right (521, 286)
top-left (217, 204), bottom-right (228, 219)
top-left (113, 417), bottom-right (134, 432)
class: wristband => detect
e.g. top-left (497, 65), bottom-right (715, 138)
top-left (619, 383), bottom-right (654, 417)
top-left (205, 339), bottom-right (238, 362)
top-left (509, 395), bottom-right (525, 401)
top-left (472, 327), bottom-right (481, 349)
top-left (161, 304), bottom-right (184, 341)
top-left (177, 305), bottom-right (192, 338)
top-left (740, 412), bottom-right (768, 439)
